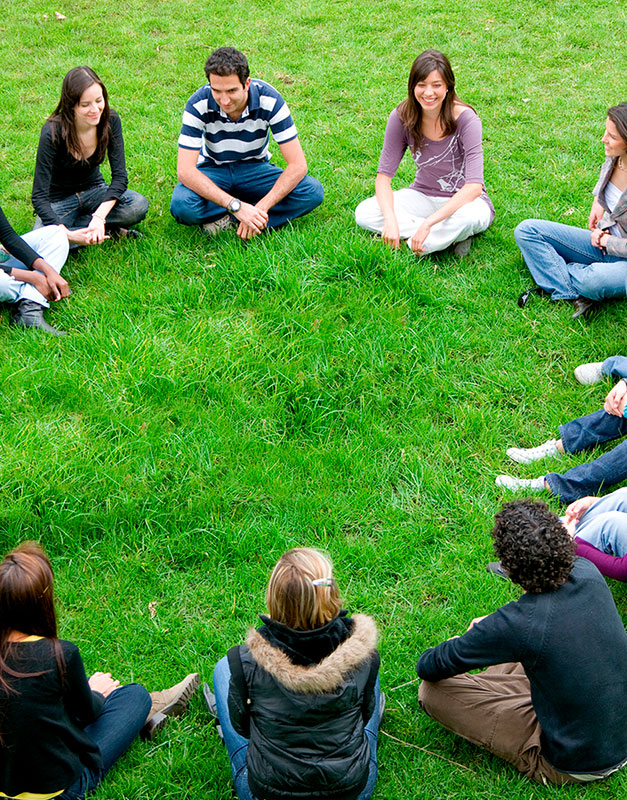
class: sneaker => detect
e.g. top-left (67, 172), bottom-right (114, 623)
top-left (148, 672), bottom-right (200, 718)
top-left (486, 561), bottom-right (510, 580)
top-left (574, 362), bottom-right (604, 385)
top-left (506, 439), bottom-right (559, 464)
top-left (496, 475), bottom-right (546, 492)
top-left (202, 215), bottom-right (234, 236)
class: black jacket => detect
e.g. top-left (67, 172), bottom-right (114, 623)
top-left (228, 611), bottom-right (379, 800)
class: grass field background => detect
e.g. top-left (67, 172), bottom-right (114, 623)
top-left (1, 0), bottom-right (627, 797)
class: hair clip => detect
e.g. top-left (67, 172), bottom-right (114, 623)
top-left (312, 578), bottom-right (334, 587)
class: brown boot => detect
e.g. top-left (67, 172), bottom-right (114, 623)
top-left (147, 673), bottom-right (200, 719)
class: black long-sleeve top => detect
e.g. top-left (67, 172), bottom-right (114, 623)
top-left (0, 204), bottom-right (39, 273)
top-left (417, 557), bottom-right (627, 774)
top-left (0, 638), bottom-right (104, 797)
top-left (32, 111), bottom-right (128, 225)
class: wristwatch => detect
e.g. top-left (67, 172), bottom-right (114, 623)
top-left (228, 198), bottom-right (241, 213)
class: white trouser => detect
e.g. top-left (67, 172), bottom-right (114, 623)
top-left (0, 226), bottom-right (69, 307)
top-left (355, 188), bottom-right (492, 254)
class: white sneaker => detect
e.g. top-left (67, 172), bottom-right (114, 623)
top-left (202, 215), bottom-right (234, 236)
top-left (496, 475), bottom-right (546, 492)
top-left (506, 439), bottom-right (559, 464)
top-left (574, 362), bottom-right (604, 385)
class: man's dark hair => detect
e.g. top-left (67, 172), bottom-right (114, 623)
top-left (204, 47), bottom-right (249, 86)
top-left (492, 499), bottom-right (575, 593)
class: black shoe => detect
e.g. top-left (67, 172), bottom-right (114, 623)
top-left (10, 300), bottom-right (66, 336)
top-left (486, 561), bottom-right (510, 580)
top-left (571, 297), bottom-right (595, 319)
top-left (140, 711), bottom-right (167, 741)
top-left (203, 683), bottom-right (223, 741)
top-left (517, 287), bottom-right (542, 308)
top-left (110, 227), bottom-right (143, 240)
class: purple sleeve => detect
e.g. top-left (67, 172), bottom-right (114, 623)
top-left (574, 537), bottom-right (627, 581)
top-left (457, 110), bottom-right (485, 185)
top-left (376, 110), bottom-right (410, 178)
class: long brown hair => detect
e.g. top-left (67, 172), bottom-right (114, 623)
top-left (266, 548), bottom-right (342, 630)
top-left (397, 50), bottom-right (469, 151)
top-left (608, 103), bottom-right (627, 148)
top-left (49, 66), bottom-right (110, 162)
top-left (0, 542), bottom-right (64, 694)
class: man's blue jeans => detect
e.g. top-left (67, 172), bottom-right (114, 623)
top-left (545, 410), bottom-right (627, 502)
top-left (35, 182), bottom-right (149, 232)
top-left (58, 683), bottom-right (151, 800)
top-left (514, 219), bottom-right (627, 301)
top-left (170, 160), bottom-right (324, 229)
top-left (212, 656), bottom-right (380, 800)
top-left (575, 487), bottom-right (627, 557)
top-left (602, 356), bottom-right (627, 379)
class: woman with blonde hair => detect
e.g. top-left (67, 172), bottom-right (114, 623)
top-left (207, 548), bottom-right (381, 800)
top-left (0, 542), bottom-right (198, 800)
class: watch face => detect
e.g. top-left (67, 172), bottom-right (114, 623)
top-left (229, 199), bottom-right (241, 213)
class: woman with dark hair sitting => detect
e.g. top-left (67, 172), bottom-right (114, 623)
top-left (355, 49), bottom-right (494, 256)
top-left (0, 542), bottom-right (198, 800)
top-left (515, 103), bottom-right (627, 318)
top-left (207, 547), bottom-right (382, 800)
top-left (32, 66), bottom-right (148, 247)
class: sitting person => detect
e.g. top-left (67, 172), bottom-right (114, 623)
top-left (0, 204), bottom-right (69, 334)
top-left (496, 367), bottom-right (627, 503)
top-left (417, 499), bottom-right (627, 784)
top-left (354, 49), bottom-right (494, 256)
top-left (563, 487), bottom-right (627, 581)
top-left (207, 547), bottom-right (381, 800)
top-left (0, 542), bottom-right (199, 800)
top-left (32, 66), bottom-right (148, 247)
top-left (170, 47), bottom-right (324, 239)
top-left (514, 103), bottom-right (627, 319)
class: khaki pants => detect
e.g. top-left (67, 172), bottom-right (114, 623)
top-left (419, 663), bottom-right (581, 785)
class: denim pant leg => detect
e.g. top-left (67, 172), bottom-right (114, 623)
top-left (574, 488), bottom-right (627, 556)
top-left (602, 357), bottom-right (627, 380)
top-left (513, 219), bottom-right (625, 301)
top-left (170, 164), bottom-right (236, 225)
top-left (0, 226), bottom-right (68, 307)
top-left (231, 161), bottom-right (323, 229)
top-left (104, 190), bottom-right (149, 228)
top-left (355, 676), bottom-right (381, 800)
top-left (58, 683), bottom-right (151, 800)
top-left (213, 657), bottom-right (256, 800)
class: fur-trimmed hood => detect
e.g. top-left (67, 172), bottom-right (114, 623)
top-left (245, 613), bottom-right (378, 694)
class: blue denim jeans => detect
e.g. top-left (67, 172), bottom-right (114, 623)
top-left (58, 683), bottom-right (151, 800)
top-left (575, 487), bottom-right (627, 556)
top-left (35, 183), bottom-right (149, 232)
top-left (545, 409), bottom-right (627, 502)
top-left (170, 160), bottom-right (324, 229)
top-left (514, 219), bottom-right (627, 301)
top-left (212, 656), bottom-right (380, 800)
top-left (602, 356), bottom-right (627, 379)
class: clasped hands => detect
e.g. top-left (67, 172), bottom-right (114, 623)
top-left (233, 201), bottom-right (269, 240)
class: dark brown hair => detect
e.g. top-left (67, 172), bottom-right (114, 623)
top-left (397, 50), bottom-right (469, 151)
top-left (608, 103), bottom-right (627, 148)
top-left (49, 66), bottom-right (110, 162)
top-left (0, 542), bottom-right (63, 693)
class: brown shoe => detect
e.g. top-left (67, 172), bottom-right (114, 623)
top-left (147, 673), bottom-right (200, 719)
top-left (571, 297), bottom-right (595, 319)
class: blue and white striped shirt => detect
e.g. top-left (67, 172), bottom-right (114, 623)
top-left (178, 79), bottom-right (298, 166)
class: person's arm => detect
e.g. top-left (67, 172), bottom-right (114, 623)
top-left (361, 651), bottom-right (380, 724)
top-left (177, 146), bottom-right (268, 234)
top-left (236, 137), bottom-right (308, 240)
top-left (86, 113), bottom-right (129, 244)
top-left (0, 205), bottom-right (40, 269)
top-left (32, 123), bottom-right (62, 227)
top-left (588, 198), bottom-right (604, 230)
top-left (226, 646), bottom-right (251, 738)
top-left (409, 111), bottom-right (485, 253)
top-left (574, 538), bottom-right (627, 581)
top-left (374, 110), bottom-right (409, 249)
top-left (62, 644), bottom-right (105, 727)
top-left (375, 173), bottom-right (401, 248)
top-left (593, 230), bottom-right (627, 259)
top-left (603, 381), bottom-right (627, 416)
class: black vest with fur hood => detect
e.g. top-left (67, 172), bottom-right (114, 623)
top-left (227, 611), bottom-right (379, 800)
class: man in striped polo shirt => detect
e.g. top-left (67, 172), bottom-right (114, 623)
top-left (170, 47), bottom-right (323, 239)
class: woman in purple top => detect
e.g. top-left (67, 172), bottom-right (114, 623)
top-left (355, 50), bottom-right (494, 256)
top-left (564, 488), bottom-right (627, 582)
top-left (514, 103), bottom-right (627, 319)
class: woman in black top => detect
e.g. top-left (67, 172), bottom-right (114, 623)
top-left (0, 542), bottom-right (198, 800)
top-left (32, 66), bottom-right (148, 247)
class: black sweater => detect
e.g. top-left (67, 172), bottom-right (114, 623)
top-left (0, 205), bottom-right (39, 273)
top-left (0, 638), bottom-right (103, 796)
top-left (417, 557), bottom-right (627, 774)
top-left (32, 111), bottom-right (129, 225)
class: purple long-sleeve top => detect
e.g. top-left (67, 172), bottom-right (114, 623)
top-left (574, 537), bottom-right (627, 581)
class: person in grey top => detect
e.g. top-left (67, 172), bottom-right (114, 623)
top-left (355, 50), bottom-right (494, 257)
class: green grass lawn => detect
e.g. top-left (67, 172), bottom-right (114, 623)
top-left (1, 0), bottom-right (627, 797)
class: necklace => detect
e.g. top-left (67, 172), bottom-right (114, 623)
top-left (618, 156), bottom-right (627, 174)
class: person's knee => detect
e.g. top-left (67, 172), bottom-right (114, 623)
top-left (115, 682), bottom-right (151, 718)
top-left (355, 197), bottom-right (378, 229)
top-left (170, 186), bottom-right (201, 225)
top-left (132, 193), bottom-right (149, 222)
top-left (514, 219), bottom-right (537, 245)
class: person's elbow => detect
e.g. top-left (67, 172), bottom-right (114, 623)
top-left (464, 182), bottom-right (483, 201)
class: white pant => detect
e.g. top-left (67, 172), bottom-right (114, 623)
top-left (0, 226), bottom-right (68, 307)
top-left (355, 188), bottom-right (492, 254)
